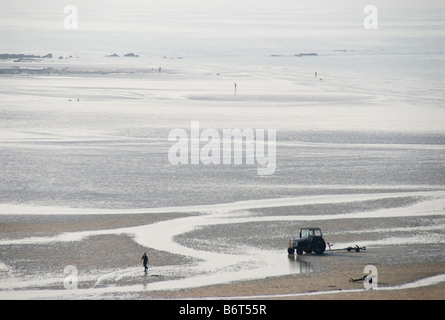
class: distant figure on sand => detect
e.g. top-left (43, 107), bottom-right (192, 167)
top-left (315, 71), bottom-right (317, 78)
top-left (234, 83), bottom-right (237, 94)
top-left (141, 253), bottom-right (149, 272)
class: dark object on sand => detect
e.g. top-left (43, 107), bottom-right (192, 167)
top-left (349, 275), bottom-right (373, 283)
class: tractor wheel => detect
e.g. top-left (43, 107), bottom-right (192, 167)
top-left (288, 248), bottom-right (295, 255)
top-left (313, 238), bottom-right (326, 254)
top-left (296, 247), bottom-right (304, 255)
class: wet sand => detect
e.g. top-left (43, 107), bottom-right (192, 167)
top-left (0, 212), bottom-right (197, 235)
top-left (149, 262), bottom-right (445, 300)
top-left (1, 207), bottom-right (444, 300)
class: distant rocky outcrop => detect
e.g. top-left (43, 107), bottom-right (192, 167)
top-left (123, 52), bottom-right (139, 57)
top-left (0, 53), bottom-right (52, 60)
top-left (106, 53), bottom-right (139, 57)
top-left (295, 53), bottom-right (318, 57)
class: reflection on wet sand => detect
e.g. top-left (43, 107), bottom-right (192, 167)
top-left (288, 255), bottom-right (312, 274)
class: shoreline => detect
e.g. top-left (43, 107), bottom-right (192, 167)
top-left (1, 200), bottom-right (445, 300)
top-left (146, 262), bottom-right (445, 300)
top-left (1, 259), bottom-right (444, 300)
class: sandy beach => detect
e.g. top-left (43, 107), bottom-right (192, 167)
top-left (1, 0), bottom-right (444, 301)
top-left (152, 262), bottom-right (445, 300)
top-left (1, 198), bottom-right (444, 300)
top-left (1, 69), bottom-right (444, 299)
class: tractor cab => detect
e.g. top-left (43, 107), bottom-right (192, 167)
top-left (300, 227), bottom-right (323, 239)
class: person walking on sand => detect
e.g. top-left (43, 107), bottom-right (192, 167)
top-left (141, 252), bottom-right (149, 272)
